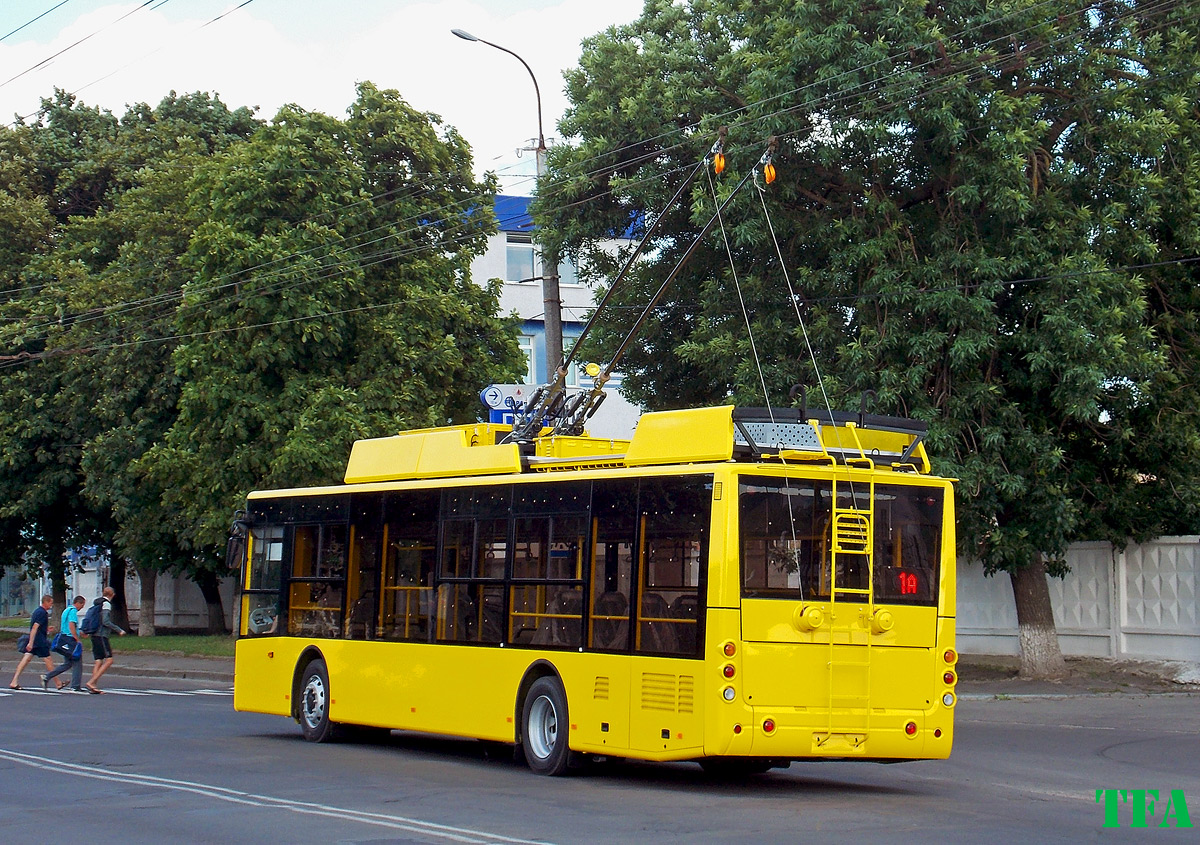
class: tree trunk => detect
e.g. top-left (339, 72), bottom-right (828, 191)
top-left (1010, 555), bottom-right (1068, 679)
top-left (136, 565), bottom-right (157, 637)
top-left (46, 530), bottom-right (68, 627)
top-left (108, 550), bottom-right (130, 630)
top-left (195, 569), bottom-right (228, 635)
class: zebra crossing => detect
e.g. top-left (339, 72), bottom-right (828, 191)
top-left (1, 686), bottom-right (232, 698)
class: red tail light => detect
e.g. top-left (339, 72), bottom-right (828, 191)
top-left (762, 719), bottom-right (775, 734)
top-left (722, 664), bottom-right (736, 679)
top-left (905, 721), bottom-right (918, 736)
top-left (944, 671), bottom-right (956, 685)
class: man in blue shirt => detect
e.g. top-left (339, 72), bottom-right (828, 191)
top-left (43, 595), bottom-right (86, 692)
top-left (9, 595), bottom-right (55, 690)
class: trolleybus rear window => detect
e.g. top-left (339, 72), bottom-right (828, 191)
top-left (739, 476), bottom-right (941, 605)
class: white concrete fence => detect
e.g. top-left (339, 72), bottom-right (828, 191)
top-left (958, 536), bottom-right (1200, 662)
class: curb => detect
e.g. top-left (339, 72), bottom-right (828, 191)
top-left (106, 666), bottom-right (234, 684)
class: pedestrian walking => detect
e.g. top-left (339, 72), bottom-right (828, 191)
top-left (85, 587), bottom-right (126, 694)
top-left (44, 595), bottom-right (87, 692)
top-left (9, 595), bottom-right (55, 690)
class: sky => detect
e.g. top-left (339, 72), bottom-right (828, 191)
top-left (0, 0), bottom-right (645, 192)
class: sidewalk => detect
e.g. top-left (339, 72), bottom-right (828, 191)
top-left (106, 651), bottom-right (234, 684)
top-left (955, 653), bottom-right (1200, 697)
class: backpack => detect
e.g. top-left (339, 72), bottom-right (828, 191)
top-left (80, 603), bottom-right (104, 635)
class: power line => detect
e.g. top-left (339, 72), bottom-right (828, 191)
top-left (0, 0), bottom-right (74, 43)
top-left (0, 1), bottom-right (166, 91)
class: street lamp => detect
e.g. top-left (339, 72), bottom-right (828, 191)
top-left (452, 27), bottom-right (563, 382)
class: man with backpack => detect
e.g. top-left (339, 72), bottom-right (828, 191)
top-left (83, 587), bottom-right (126, 694)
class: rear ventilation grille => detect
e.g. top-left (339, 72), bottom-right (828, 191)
top-left (641, 672), bottom-right (695, 713)
top-left (593, 676), bottom-right (610, 700)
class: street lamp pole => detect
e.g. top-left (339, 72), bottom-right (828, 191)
top-left (452, 28), bottom-right (563, 381)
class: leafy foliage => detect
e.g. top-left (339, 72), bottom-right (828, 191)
top-left (539, 0), bottom-right (1200, 578)
top-left (0, 85), bottom-right (521, 610)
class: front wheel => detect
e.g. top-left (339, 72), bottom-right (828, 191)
top-left (298, 658), bottom-right (337, 743)
top-left (521, 676), bottom-right (571, 775)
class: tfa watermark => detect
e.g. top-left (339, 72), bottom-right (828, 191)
top-left (1096, 789), bottom-right (1192, 829)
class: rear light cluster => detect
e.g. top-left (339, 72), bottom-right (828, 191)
top-left (941, 648), bottom-right (957, 708)
top-left (721, 641), bottom-right (738, 704)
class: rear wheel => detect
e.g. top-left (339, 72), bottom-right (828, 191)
top-left (521, 676), bottom-right (571, 776)
top-left (298, 659), bottom-right (337, 743)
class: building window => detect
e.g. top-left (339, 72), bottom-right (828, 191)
top-left (506, 233), bottom-right (536, 283)
top-left (558, 259), bottom-right (580, 287)
top-left (519, 336), bottom-right (535, 384)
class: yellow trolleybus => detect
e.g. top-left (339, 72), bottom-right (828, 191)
top-left (231, 402), bottom-right (957, 775)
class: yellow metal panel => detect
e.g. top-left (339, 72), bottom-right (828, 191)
top-left (534, 435), bottom-right (630, 460)
top-left (702, 608), bottom-right (756, 757)
top-left (233, 638), bottom-right (304, 717)
top-left (344, 427), bottom-right (522, 483)
top-left (624, 405), bottom-right (735, 467)
top-left (626, 656), bottom-right (704, 757)
top-left (558, 655), bottom-right (631, 753)
top-left (323, 640), bottom-right (518, 741)
top-left (939, 486), bottom-right (957, 618)
top-left (741, 599), bottom-right (937, 648)
top-left (707, 468), bottom-right (741, 610)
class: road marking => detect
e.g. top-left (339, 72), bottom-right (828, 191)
top-left (0, 687), bottom-right (232, 698)
top-left (0, 747), bottom-right (554, 845)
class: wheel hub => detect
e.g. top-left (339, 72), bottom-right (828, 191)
top-left (302, 676), bottom-right (326, 729)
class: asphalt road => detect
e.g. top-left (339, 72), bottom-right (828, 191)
top-left (0, 678), bottom-right (1196, 843)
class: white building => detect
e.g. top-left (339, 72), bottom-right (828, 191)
top-left (472, 195), bottom-right (642, 439)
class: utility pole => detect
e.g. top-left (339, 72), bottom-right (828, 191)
top-left (452, 28), bottom-right (563, 381)
top-left (535, 143), bottom-right (563, 378)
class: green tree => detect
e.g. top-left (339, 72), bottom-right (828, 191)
top-left (138, 84), bottom-right (522, 619)
top-left (0, 90), bottom-right (259, 618)
top-left (539, 0), bottom-right (1200, 676)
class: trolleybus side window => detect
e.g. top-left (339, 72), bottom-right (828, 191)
top-left (379, 490), bottom-right (438, 641)
top-left (510, 481), bottom-right (589, 648)
top-left (636, 476), bottom-right (711, 657)
top-left (589, 479), bottom-right (637, 651)
top-left (437, 486), bottom-right (509, 644)
top-left (243, 524), bottom-right (284, 636)
top-left (289, 522), bottom-right (348, 638)
top-left (345, 494), bottom-right (383, 640)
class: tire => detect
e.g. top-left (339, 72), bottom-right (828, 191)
top-left (521, 676), bottom-right (571, 776)
top-left (298, 658), bottom-right (337, 743)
